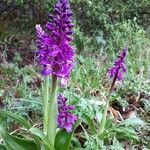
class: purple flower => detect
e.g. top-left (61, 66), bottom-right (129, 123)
top-left (60, 77), bottom-right (69, 87)
top-left (57, 94), bottom-right (77, 132)
top-left (108, 48), bottom-right (128, 81)
top-left (36, 0), bottom-right (75, 80)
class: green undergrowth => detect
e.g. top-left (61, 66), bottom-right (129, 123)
top-left (0, 1), bottom-right (150, 149)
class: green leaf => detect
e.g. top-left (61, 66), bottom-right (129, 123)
top-left (11, 136), bottom-right (37, 150)
top-left (0, 111), bottom-right (40, 149)
top-left (0, 144), bottom-right (7, 150)
top-left (71, 137), bottom-right (81, 148)
top-left (0, 110), bottom-right (31, 129)
top-left (110, 137), bottom-right (124, 150)
top-left (112, 126), bottom-right (139, 141)
top-left (120, 117), bottom-right (145, 126)
top-left (55, 119), bottom-right (81, 150)
top-left (0, 125), bottom-right (37, 150)
top-left (84, 115), bottom-right (96, 133)
top-left (72, 148), bottom-right (85, 150)
top-left (29, 127), bottom-right (54, 150)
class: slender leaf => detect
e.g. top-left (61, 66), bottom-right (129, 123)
top-left (0, 111), bottom-right (40, 149)
top-left (72, 137), bottom-right (81, 148)
top-left (29, 127), bottom-right (54, 150)
top-left (0, 110), bottom-right (31, 129)
top-left (112, 126), bottom-right (139, 141)
top-left (120, 118), bottom-right (145, 126)
top-left (11, 135), bottom-right (37, 150)
top-left (72, 148), bottom-right (85, 150)
top-left (84, 115), bottom-right (96, 133)
top-left (0, 144), bottom-right (7, 150)
top-left (0, 125), bottom-right (38, 150)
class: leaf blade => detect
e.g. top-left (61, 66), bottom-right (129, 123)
top-left (55, 119), bottom-right (81, 150)
top-left (0, 110), bottom-right (31, 129)
top-left (29, 127), bottom-right (54, 150)
top-left (0, 125), bottom-right (38, 150)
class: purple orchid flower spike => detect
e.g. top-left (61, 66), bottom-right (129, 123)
top-left (35, 0), bottom-right (76, 145)
top-left (36, 0), bottom-right (75, 82)
top-left (108, 47), bottom-right (128, 93)
top-left (108, 48), bottom-right (128, 81)
top-left (57, 94), bottom-right (77, 132)
top-left (100, 48), bottom-right (128, 134)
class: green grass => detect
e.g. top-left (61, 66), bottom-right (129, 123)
top-left (0, 15), bottom-right (150, 149)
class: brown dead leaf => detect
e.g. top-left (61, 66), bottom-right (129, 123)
top-left (109, 106), bottom-right (123, 121)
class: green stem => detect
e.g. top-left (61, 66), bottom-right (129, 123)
top-left (99, 93), bottom-right (111, 134)
top-left (43, 76), bottom-right (50, 134)
top-left (47, 75), bottom-right (58, 146)
top-left (100, 73), bottom-right (118, 134)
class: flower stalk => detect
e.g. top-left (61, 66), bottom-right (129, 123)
top-left (43, 76), bottom-right (50, 133)
top-left (47, 76), bottom-right (58, 146)
top-left (100, 48), bottom-right (127, 134)
top-left (100, 73), bottom-right (118, 134)
top-left (36, 0), bottom-right (76, 146)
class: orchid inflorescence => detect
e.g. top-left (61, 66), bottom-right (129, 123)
top-left (57, 94), bottom-right (77, 132)
top-left (108, 48), bottom-right (127, 81)
top-left (36, 0), bottom-right (77, 133)
top-left (36, 0), bottom-right (75, 79)
top-left (100, 48), bottom-right (128, 134)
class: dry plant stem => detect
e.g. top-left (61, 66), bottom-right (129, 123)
top-left (100, 74), bottom-right (117, 134)
top-left (47, 75), bottom-right (58, 146)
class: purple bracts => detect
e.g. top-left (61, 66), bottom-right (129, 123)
top-left (36, 0), bottom-right (75, 78)
top-left (108, 48), bottom-right (127, 81)
top-left (57, 94), bottom-right (77, 132)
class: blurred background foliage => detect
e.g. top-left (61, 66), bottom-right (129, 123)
top-left (1, 0), bottom-right (150, 34)
top-left (1, 0), bottom-right (149, 64)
